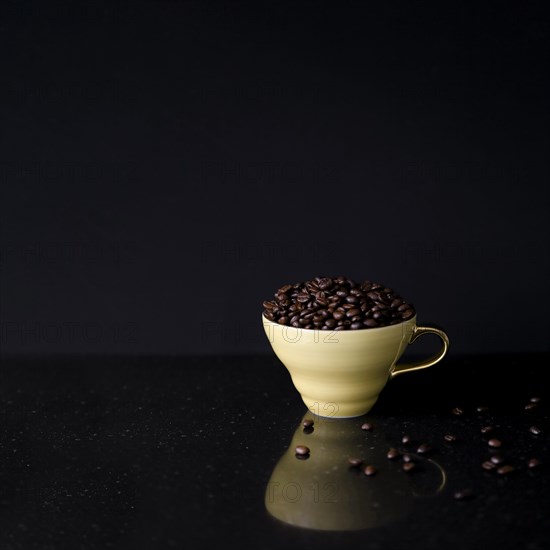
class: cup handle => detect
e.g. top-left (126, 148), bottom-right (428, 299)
top-left (390, 325), bottom-right (449, 379)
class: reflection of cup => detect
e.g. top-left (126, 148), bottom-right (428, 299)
top-left (263, 314), bottom-right (449, 418)
top-left (265, 413), bottom-right (446, 531)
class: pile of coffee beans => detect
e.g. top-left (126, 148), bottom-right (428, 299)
top-left (262, 276), bottom-right (415, 330)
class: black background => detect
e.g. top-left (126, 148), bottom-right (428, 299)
top-left (1, 1), bottom-right (548, 355)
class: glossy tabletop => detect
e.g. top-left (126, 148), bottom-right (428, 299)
top-left (0, 354), bottom-right (548, 549)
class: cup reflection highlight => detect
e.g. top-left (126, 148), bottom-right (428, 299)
top-left (265, 412), bottom-right (446, 531)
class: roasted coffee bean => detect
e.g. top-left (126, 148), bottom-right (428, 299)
top-left (346, 308), bottom-right (361, 318)
top-left (452, 407), bottom-right (464, 416)
top-left (476, 405), bottom-right (489, 413)
top-left (303, 427), bottom-right (314, 434)
top-left (444, 434), bottom-right (458, 443)
top-left (363, 465), bottom-right (377, 476)
top-left (528, 458), bottom-right (542, 469)
top-left (530, 396), bottom-right (541, 403)
top-left (295, 445), bottom-right (310, 457)
top-left (490, 455), bottom-right (505, 465)
top-left (348, 457), bottom-right (363, 467)
top-left (525, 403), bottom-right (538, 411)
top-left (402, 462), bottom-right (416, 472)
top-left (318, 278), bottom-right (333, 290)
top-left (454, 489), bottom-right (475, 501)
top-left (303, 419), bottom-right (314, 428)
top-left (482, 461), bottom-right (496, 471)
top-left (529, 425), bottom-right (542, 435)
top-left (402, 435), bottom-right (412, 445)
top-left (263, 276), bottom-right (415, 330)
top-left (497, 465), bottom-right (515, 476)
top-left (417, 443), bottom-right (433, 454)
top-left (488, 439), bottom-right (502, 448)
top-left (361, 422), bottom-right (374, 431)
top-left (387, 448), bottom-right (400, 460)
top-left (402, 454), bottom-right (414, 463)
top-left (481, 426), bottom-right (494, 435)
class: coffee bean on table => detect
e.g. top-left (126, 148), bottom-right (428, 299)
top-left (490, 455), bottom-right (505, 465)
top-left (401, 435), bottom-right (412, 445)
top-left (452, 407), bottom-right (464, 416)
top-left (482, 461), bottom-right (496, 471)
top-left (402, 454), bottom-right (414, 463)
top-left (476, 405), bottom-right (489, 413)
top-left (530, 396), bottom-right (541, 403)
top-left (363, 465), bottom-right (377, 476)
top-left (303, 419), bottom-right (314, 428)
top-left (488, 439), bottom-right (502, 448)
top-left (348, 457), bottom-right (363, 467)
top-left (387, 448), bottom-right (400, 460)
top-left (525, 403), bottom-right (538, 411)
top-left (527, 458), bottom-right (542, 469)
top-left (402, 462), bottom-right (416, 472)
top-left (262, 276), bottom-right (416, 330)
top-left (361, 422), bottom-right (374, 432)
top-left (497, 465), bottom-right (515, 476)
top-left (444, 434), bottom-right (458, 443)
top-left (529, 425), bottom-right (542, 435)
top-left (417, 443), bottom-right (433, 454)
top-left (481, 426), bottom-right (494, 435)
top-left (295, 445), bottom-right (310, 457)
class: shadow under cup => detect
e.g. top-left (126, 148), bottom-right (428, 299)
top-left (262, 314), bottom-right (449, 418)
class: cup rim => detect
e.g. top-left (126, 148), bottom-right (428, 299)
top-left (261, 313), bottom-right (417, 333)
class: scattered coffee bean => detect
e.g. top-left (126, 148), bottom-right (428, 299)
top-left (497, 465), bottom-right (515, 476)
top-left (402, 462), bottom-right (416, 472)
top-left (525, 403), bottom-right (538, 411)
top-left (348, 457), bottom-right (363, 467)
top-left (387, 448), bottom-right (400, 460)
top-left (454, 489), bottom-right (475, 501)
top-left (361, 422), bottom-right (374, 432)
top-left (527, 458), bottom-right (541, 469)
top-left (444, 434), bottom-right (458, 443)
top-left (417, 443), bottom-right (433, 454)
top-left (482, 461), bottom-right (496, 471)
top-left (402, 454), bottom-right (414, 463)
top-left (303, 427), bottom-right (314, 434)
top-left (529, 425), bottom-right (542, 435)
top-left (488, 439), bottom-right (502, 448)
top-left (476, 405), bottom-right (489, 413)
top-left (303, 419), bottom-right (314, 428)
top-left (402, 435), bottom-right (412, 445)
top-left (530, 396), bottom-right (541, 403)
top-left (295, 445), bottom-right (310, 457)
top-left (452, 407), bottom-right (464, 416)
top-left (363, 465), bottom-right (377, 476)
top-left (490, 455), bottom-right (505, 465)
top-left (262, 276), bottom-right (416, 330)
top-left (481, 426), bottom-right (494, 435)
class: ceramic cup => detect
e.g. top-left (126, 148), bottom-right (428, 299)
top-left (262, 314), bottom-right (449, 418)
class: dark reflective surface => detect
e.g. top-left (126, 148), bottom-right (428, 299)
top-left (265, 412), bottom-right (445, 531)
top-left (0, 354), bottom-right (548, 549)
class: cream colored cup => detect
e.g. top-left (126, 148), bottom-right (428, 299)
top-left (263, 314), bottom-right (449, 418)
